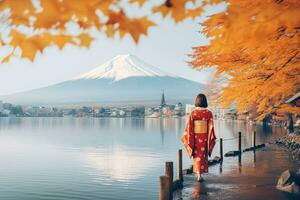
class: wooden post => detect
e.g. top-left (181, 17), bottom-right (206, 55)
top-left (252, 131), bottom-right (256, 148)
top-left (160, 176), bottom-right (170, 200)
top-left (165, 162), bottom-right (173, 199)
top-left (220, 138), bottom-right (223, 161)
top-left (238, 132), bottom-right (242, 154)
top-left (177, 149), bottom-right (183, 182)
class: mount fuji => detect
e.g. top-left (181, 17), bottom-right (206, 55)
top-left (2, 54), bottom-right (206, 105)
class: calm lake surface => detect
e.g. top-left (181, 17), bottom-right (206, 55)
top-left (0, 117), bottom-right (287, 200)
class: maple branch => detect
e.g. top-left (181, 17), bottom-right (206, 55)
top-left (286, 72), bottom-right (300, 77)
top-left (263, 50), bottom-right (299, 81)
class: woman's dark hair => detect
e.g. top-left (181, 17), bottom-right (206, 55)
top-left (195, 93), bottom-right (208, 108)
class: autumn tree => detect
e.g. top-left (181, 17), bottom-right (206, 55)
top-left (191, 0), bottom-right (300, 121)
top-left (0, 0), bottom-right (299, 121)
top-left (0, 0), bottom-right (205, 62)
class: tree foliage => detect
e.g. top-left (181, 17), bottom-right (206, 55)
top-left (190, 0), bottom-right (300, 119)
top-left (0, 0), bottom-right (205, 62)
top-left (0, 0), bottom-right (299, 119)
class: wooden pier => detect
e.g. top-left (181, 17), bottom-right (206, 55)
top-left (159, 131), bottom-right (266, 200)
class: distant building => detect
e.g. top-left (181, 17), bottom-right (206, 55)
top-left (285, 92), bottom-right (300, 129)
top-left (225, 109), bottom-right (238, 120)
top-left (110, 111), bottom-right (117, 117)
top-left (174, 102), bottom-right (184, 116)
top-left (148, 111), bottom-right (161, 118)
top-left (286, 92), bottom-right (300, 107)
top-left (162, 107), bottom-right (169, 116)
top-left (145, 107), bottom-right (154, 116)
top-left (163, 107), bottom-right (174, 117)
top-left (209, 107), bottom-right (226, 119)
top-left (131, 107), bottom-right (145, 117)
top-left (125, 111), bottom-right (132, 117)
top-left (2, 109), bottom-right (10, 116)
top-left (119, 110), bottom-right (125, 117)
top-left (160, 90), bottom-right (167, 108)
top-left (185, 104), bottom-right (195, 114)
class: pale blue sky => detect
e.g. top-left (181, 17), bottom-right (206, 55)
top-left (0, 2), bottom-right (226, 96)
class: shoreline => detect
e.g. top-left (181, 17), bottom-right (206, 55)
top-left (174, 143), bottom-right (300, 200)
top-left (276, 127), bottom-right (300, 162)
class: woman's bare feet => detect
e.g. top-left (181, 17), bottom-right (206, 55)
top-left (197, 174), bottom-right (204, 182)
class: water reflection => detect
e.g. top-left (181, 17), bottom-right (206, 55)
top-left (83, 145), bottom-right (160, 183)
top-left (159, 118), bottom-right (165, 144)
top-left (0, 117), bottom-right (288, 200)
top-left (253, 151), bottom-right (257, 166)
top-left (192, 182), bottom-right (208, 199)
top-left (182, 146), bottom-right (299, 200)
top-left (219, 162), bottom-right (223, 174)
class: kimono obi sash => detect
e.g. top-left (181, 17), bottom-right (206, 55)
top-left (194, 120), bottom-right (207, 134)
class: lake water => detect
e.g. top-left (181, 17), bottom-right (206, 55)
top-left (0, 117), bottom-right (287, 200)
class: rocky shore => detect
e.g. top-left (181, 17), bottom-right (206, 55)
top-left (276, 128), bottom-right (300, 161)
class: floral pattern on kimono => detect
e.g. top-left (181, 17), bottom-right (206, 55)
top-left (181, 107), bottom-right (216, 174)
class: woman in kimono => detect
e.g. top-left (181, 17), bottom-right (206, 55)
top-left (181, 94), bottom-right (216, 182)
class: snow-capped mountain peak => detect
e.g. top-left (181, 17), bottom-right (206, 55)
top-left (73, 54), bottom-right (177, 81)
top-left (2, 54), bottom-right (205, 105)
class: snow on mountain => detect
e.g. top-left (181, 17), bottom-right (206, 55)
top-left (73, 54), bottom-right (177, 81)
top-left (1, 55), bottom-right (206, 105)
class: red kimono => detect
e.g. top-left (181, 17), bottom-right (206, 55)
top-left (181, 107), bottom-right (216, 174)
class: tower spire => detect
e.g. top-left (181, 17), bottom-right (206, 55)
top-left (160, 90), bottom-right (166, 108)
